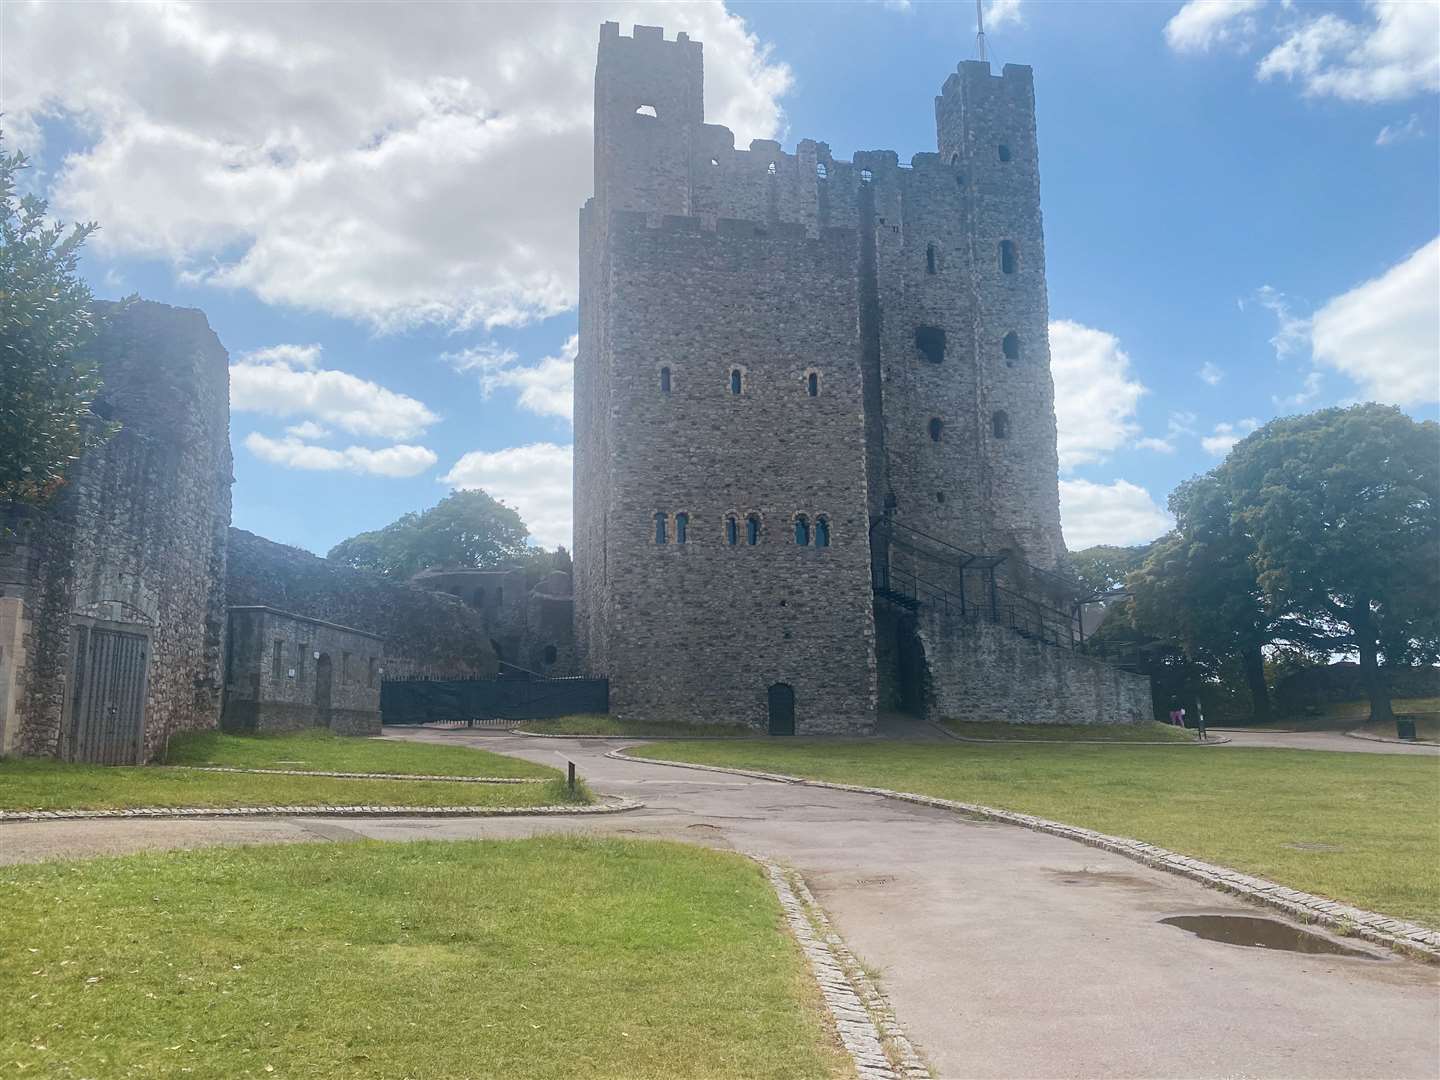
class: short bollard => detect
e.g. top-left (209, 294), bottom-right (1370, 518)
top-left (568, 760), bottom-right (577, 793)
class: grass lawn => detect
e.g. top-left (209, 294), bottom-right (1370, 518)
top-left (0, 838), bottom-right (849, 1080)
top-left (941, 719), bottom-right (1195, 742)
top-left (164, 728), bottom-right (553, 777)
top-left (1233, 696), bottom-right (1440, 733)
top-left (1356, 716), bottom-right (1440, 743)
top-left (630, 740), bottom-right (1440, 926)
top-left (0, 757), bottom-right (583, 812)
top-left (514, 714), bottom-right (755, 738)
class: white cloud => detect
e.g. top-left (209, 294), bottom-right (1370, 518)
top-left (1136, 411), bottom-right (1197, 454)
top-left (1201, 417), bottom-right (1259, 456)
top-left (1253, 284), bottom-right (1310, 359)
top-left (239, 343), bottom-right (323, 370)
top-left (1309, 237), bottom-right (1440, 406)
top-left (1272, 370), bottom-right (1323, 411)
top-left (443, 343), bottom-right (520, 375)
top-left (4, 4), bottom-right (792, 332)
top-left (245, 433), bottom-right (437, 477)
top-left (442, 443), bottom-right (573, 548)
top-left (1164, 0), bottom-right (1264, 54)
top-left (1376, 114), bottom-right (1425, 146)
top-left (284, 420), bottom-right (331, 440)
top-left (1197, 361), bottom-right (1224, 386)
top-left (986, 0), bottom-right (1024, 31)
top-left (1257, 1), bottom-right (1440, 103)
top-left (231, 344), bottom-right (438, 439)
top-left (447, 334), bottom-right (576, 423)
top-left (1060, 479), bottom-right (1174, 551)
top-left (1048, 319), bottom-right (1147, 471)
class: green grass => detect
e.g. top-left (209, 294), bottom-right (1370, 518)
top-left (0, 757), bottom-right (584, 812)
top-left (514, 714), bottom-right (755, 738)
top-left (164, 728), bottom-right (552, 777)
top-left (0, 838), bottom-right (849, 1080)
top-left (1237, 696), bottom-right (1440, 732)
top-left (630, 740), bottom-right (1440, 926)
top-left (1356, 716), bottom-right (1440, 743)
top-left (941, 719), bottom-right (1196, 742)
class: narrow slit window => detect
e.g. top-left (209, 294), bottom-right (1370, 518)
top-left (929, 417), bottom-right (944, 442)
top-left (815, 517), bottom-right (830, 548)
top-left (660, 366), bottom-right (671, 393)
top-left (654, 512), bottom-right (668, 544)
top-left (998, 144), bottom-right (1012, 162)
top-left (795, 515), bottom-right (810, 546)
top-left (746, 513), bottom-right (760, 546)
top-left (725, 514), bottom-right (738, 546)
top-left (992, 411), bottom-right (1010, 439)
top-left (1000, 240), bottom-right (1017, 275)
top-left (1002, 332), bottom-right (1020, 363)
top-left (272, 640), bottom-right (283, 682)
top-left (950, 152), bottom-right (960, 166)
top-left (297, 644), bottom-right (307, 682)
top-left (807, 372), bottom-right (819, 397)
top-left (675, 512), bottom-right (688, 544)
top-left (730, 369), bottom-right (742, 395)
top-left (926, 243), bottom-right (937, 275)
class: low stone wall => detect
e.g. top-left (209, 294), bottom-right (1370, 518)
top-left (916, 608), bottom-right (1150, 725)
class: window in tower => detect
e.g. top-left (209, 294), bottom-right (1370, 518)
top-left (815, 516), bottom-right (831, 548)
top-left (746, 513), bottom-right (761, 546)
top-left (1002, 332), bottom-right (1020, 365)
top-left (730, 368), bottom-right (743, 395)
top-left (915, 325), bottom-right (946, 364)
top-left (1000, 240), bottom-right (1017, 275)
top-left (926, 243), bottom-right (937, 275)
top-left (725, 514), bottom-right (739, 546)
top-left (992, 411), bottom-right (1010, 439)
top-left (660, 366), bottom-right (671, 393)
top-left (998, 144), bottom-right (1012, 161)
top-left (929, 417), bottom-right (944, 442)
top-left (675, 512), bottom-right (688, 544)
top-left (654, 512), bottom-right (667, 544)
top-left (807, 371), bottom-right (819, 397)
top-left (794, 515), bottom-right (810, 546)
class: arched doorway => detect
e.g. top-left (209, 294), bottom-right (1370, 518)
top-left (767, 683), bottom-right (795, 736)
top-left (314, 653), bottom-right (333, 727)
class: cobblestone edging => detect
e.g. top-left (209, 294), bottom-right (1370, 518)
top-left (762, 860), bottom-right (930, 1080)
top-left (1344, 729), bottom-right (1438, 748)
top-left (0, 798), bottom-right (644, 824)
top-left (613, 750), bottom-right (1440, 961)
top-left (179, 766), bottom-right (550, 783)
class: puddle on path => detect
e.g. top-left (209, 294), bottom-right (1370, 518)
top-left (1160, 915), bottom-right (1381, 959)
top-left (1048, 868), bottom-right (1159, 890)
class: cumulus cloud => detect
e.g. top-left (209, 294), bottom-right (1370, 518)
top-left (1272, 370), bottom-right (1323, 411)
top-left (1197, 361), bottom-right (1224, 386)
top-left (442, 443), bottom-right (573, 548)
top-left (1164, 0), bottom-right (1264, 54)
top-left (1059, 479), bottom-right (1174, 551)
top-left (1376, 114), bottom-right (1425, 147)
top-left (1048, 319), bottom-right (1147, 471)
top-left (284, 420), bottom-right (331, 440)
top-left (1257, 1), bottom-right (1439, 103)
top-left (1252, 285), bottom-right (1310, 359)
top-left (449, 334), bottom-right (576, 423)
top-left (1201, 417), bottom-right (1260, 456)
top-left (231, 344), bottom-right (439, 439)
top-left (1309, 237), bottom-right (1440, 407)
top-left (986, 0), bottom-right (1024, 31)
top-left (3, 3), bottom-right (792, 332)
top-left (1135, 411), bottom-right (1197, 455)
top-left (245, 433), bottom-right (437, 477)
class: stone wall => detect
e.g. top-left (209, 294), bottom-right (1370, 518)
top-left (226, 528), bottom-right (497, 678)
top-left (914, 607), bottom-right (1151, 725)
top-left (0, 300), bottom-right (232, 760)
top-left (222, 606), bottom-right (383, 735)
top-left (408, 565), bottom-right (576, 675)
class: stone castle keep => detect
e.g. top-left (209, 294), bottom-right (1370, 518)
top-left (574, 23), bottom-right (1150, 732)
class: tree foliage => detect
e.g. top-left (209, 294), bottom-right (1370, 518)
top-left (327, 489), bottom-right (533, 578)
top-left (0, 140), bottom-right (114, 504)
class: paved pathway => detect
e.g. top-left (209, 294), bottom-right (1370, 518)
top-left (1212, 728), bottom-right (1440, 754)
top-left (4, 731), bottom-right (1437, 1079)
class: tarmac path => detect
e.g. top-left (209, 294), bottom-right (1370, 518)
top-left (4, 730), bottom-right (1437, 1079)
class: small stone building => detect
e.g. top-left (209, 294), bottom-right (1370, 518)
top-left (221, 606), bottom-right (383, 735)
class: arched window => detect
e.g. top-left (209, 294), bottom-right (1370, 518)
top-left (915, 325), bottom-right (946, 364)
top-left (635, 104), bottom-right (658, 118)
top-left (746, 513), bottom-right (761, 546)
top-left (725, 514), bottom-right (738, 546)
top-left (929, 417), bottom-right (944, 442)
top-left (816, 162), bottom-right (828, 180)
top-left (807, 372), bottom-right (819, 397)
top-left (992, 411), bottom-right (1010, 439)
top-left (926, 243), bottom-right (937, 275)
top-left (1000, 241), bottom-right (1017, 275)
top-left (660, 366), bottom-right (671, 393)
top-left (730, 369), bottom-right (742, 395)
top-left (1002, 332), bottom-right (1020, 363)
top-left (794, 515), bottom-right (810, 546)
top-left (675, 512), bottom-right (688, 544)
top-left (998, 144), bottom-right (1012, 162)
top-left (543, 644), bottom-right (558, 665)
top-left (815, 517), bottom-right (830, 548)
top-left (654, 512), bottom-right (668, 544)
top-left (950, 152), bottom-right (959, 166)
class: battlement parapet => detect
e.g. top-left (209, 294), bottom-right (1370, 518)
top-left (938, 60), bottom-right (1035, 103)
top-left (599, 21), bottom-right (700, 50)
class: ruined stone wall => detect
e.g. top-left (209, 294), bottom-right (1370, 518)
top-left (0, 301), bottom-right (232, 759)
top-left (222, 607), bottom-right (383, 735)
top-left (409, 566), bottom-right (576, 675)
top-left (915, 607), bottom-right (1151, 725)
top-left (226, 529), bottom-right (497, 678)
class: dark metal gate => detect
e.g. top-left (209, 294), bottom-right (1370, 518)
top-left (381, 674), bottom-right (609, 727)
top-left (767, 682), bottom-right (795, 736)
top-left (66, 622), bottom-right (150, 764)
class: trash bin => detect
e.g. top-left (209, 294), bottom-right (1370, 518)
top-left (1395, 719), bottom-right (1417, 740)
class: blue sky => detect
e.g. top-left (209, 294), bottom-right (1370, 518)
top-left (7, 0), bottom-right (1437, 555)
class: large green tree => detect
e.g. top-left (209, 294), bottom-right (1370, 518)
top-left (0, 142), bottom-right (112, 504)
top-left (1220, 404), bottom-right (1439, 723)
top-left (327, 489), bottom-right (532, 578)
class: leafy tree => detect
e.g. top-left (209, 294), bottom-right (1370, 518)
top-left (0, 141), bottom-right (113, 504)
top-left (1068, 543), bottom-right (1150, 595)
top-left (1220, 404), bottom-right (1439, 724)
top-left (327, 489), bottom-right (532, 578)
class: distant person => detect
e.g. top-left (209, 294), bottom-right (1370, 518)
top-left (1177, 706), bottom-right (1187, 729)
top-left (1194, 704), bottom-right (1207, 741)
top-left (1168, 702), bottom-right (1182, 726)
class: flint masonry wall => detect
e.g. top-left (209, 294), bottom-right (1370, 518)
top-left (0, 300), bottom-right (232, 760)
